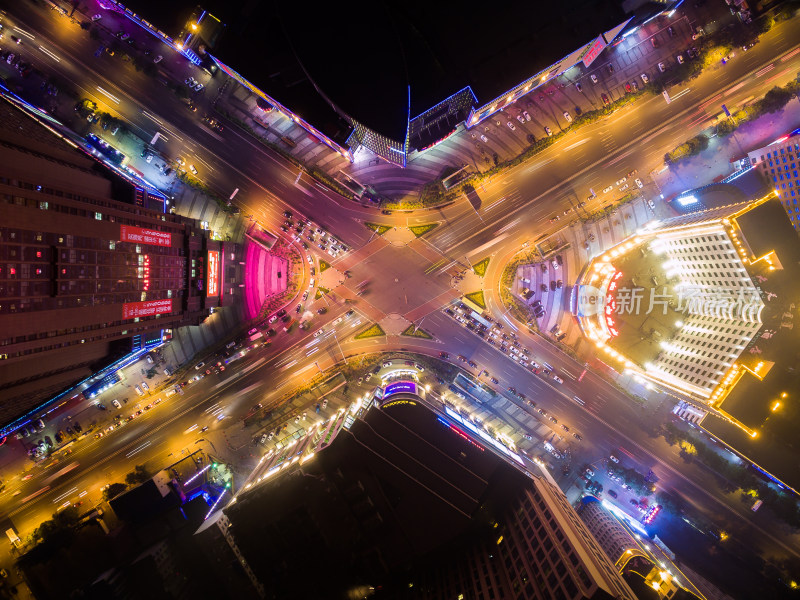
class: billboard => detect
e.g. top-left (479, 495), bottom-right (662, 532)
top-left (120, 225), bottom-right (172, 248)
top-left (207, 250), bottom-right (220, 297)
top-left (582, 36), bottom-right (607, 68)
top-left (384, 381), bottom-right (417, 397)
top-left (122, 299), bottom-right (173, 319)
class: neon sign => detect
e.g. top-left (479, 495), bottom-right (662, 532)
top-left (605, 270), bottom-right (623, 338)
top-left (207, 250), bottom-right (219, 297)
top-left (122, 299), bottom-right (172, 319)
top-left (384, 381), bottom-right (416, 397)
top-left (120, 225), bottom-right (172, 247)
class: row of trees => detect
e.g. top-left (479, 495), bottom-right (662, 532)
top-left (660, 423), bottom-right (800, 528)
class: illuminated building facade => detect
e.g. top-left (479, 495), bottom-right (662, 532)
top-left (572, 194), bottom-right (778, 406)
top-left (224, 386), bottom-right (638, 599)
top-left (0, 107), bottom-right (226, 419)
top-left (747, 129), bottom-right (800, 230)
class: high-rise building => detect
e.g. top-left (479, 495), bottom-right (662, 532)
top-left (221, 385), bottom-right (639, 599)
top-left (747, 130), bottom-right (800, 230)
top-left (572, 192), bottom-right (781, 408)
top-left (0, 102), bottom-right (226, 420)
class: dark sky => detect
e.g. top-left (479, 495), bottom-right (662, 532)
top-left (123, 0), bottom-right (627, 139)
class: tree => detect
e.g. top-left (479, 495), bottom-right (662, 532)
top-left (759, 86), bottom-right (793, 114)
top-left (124, 464), bottom-right (151, 486)
top-left (102, 482), bottom-right (128, 502)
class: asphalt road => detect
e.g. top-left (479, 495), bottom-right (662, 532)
top-left (2, 1), bottom-right (800, 586)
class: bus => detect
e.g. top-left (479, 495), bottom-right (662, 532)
top-left (752, 499), bottom-right (763, 512)
top-left (469, 311), bottom-right (492, 329)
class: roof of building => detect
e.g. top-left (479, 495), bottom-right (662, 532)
top-left (225, 393), bottom-right (617, 597)
top-left (189, 0), bottom-right (627, 141)
top-left (702, 198), bottom-right (800, 490)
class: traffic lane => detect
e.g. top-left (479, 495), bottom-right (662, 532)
top-left (430, 34), bottom-right (800, 257)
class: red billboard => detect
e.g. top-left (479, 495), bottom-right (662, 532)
top-left (582, 36), bottom-right (607, 68)
top-left (122, 299), bottom-right (173, 319)
top-left (120, 225), bottom-right (172, 248)
top-left (207, 250), bottom-right (220, 297)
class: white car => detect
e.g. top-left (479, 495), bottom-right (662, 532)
top-left (590, 74), bottom-right (598, 84)
top-left (602, 185), bottom-right (613, 194)
top-left (522, 110), bottom-right (531, 121)
top-left (544, 126), bottom-right (552, 136)
top-left (141, 381), bottom-right (149, 391)
top-left (552, 375), bottom-right (564, 384)
top-left (676, 54), bottom-right (684, 64)
top-left (313, 329), bottom-right (324, 338)
top-left (194, 83), bottom-right (204, 92)
top-left (507, 121), bottom-right (516, 131)
top-left (620, 183), bottom-right (630, 191)
top-left (635, 178), bottom-right (644, 188)
top-left (480, 134), bottom-right (488, 143)
top-left (615, 177), bottom-right (626, 185)
top-left (640, 73), bottom-right (649, 84)
top-left (516, 114), bottom-right (525, 124)
top-left (306, 255), bottom-right (313, 265)
top-left (563, 111), bottom-right (572, 123)
top-left (610, 455), bottom-right (620, 463)
top-left (91, 13), bottom-right (102, 21)
top-left (112, 399), bottom-right (122, 409)
top-left (648, 198), bottom-right (656, 209)
top-left (153, 55), bottom-right (163, 64)
top-left (658, 62), bottom-right (666, 73)
top-left (195, 362), bottom-right (205, 370)
top-left (134, 385), bottom-right (144, 397)
top-left (189, 165), bottom-right (198, 175)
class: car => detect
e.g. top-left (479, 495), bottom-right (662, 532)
top-left (552, 375), bottom-right (564, 384)
top-left (676, 54), bottom-right (685, 65)
top-left (631, 80), bottom-right (638, 91)
top-left (195, 362), bottom-right (205, 370)
top-left (522, 111), bottom-right (531, 121)
top-left (615, 177), bottom-right (627, 186)
top-left (640, 73), bottom-right (649, 84)
top-left (194, 83), bottom-right (204, 92)
top-left (91, 13), bottom-right (102, 20)
top-left (141, 382), bottom-right (149, 391)
top-left (507, 121), bottom-right (516, 131)
top-left (608, 490), bottom-right (618, 499)
top-left (601, 93), bottom-right (610, 105)
top-left (590, 74), bottom-right (598, 84)
top-left (610, 455), bottom-right (619, 463)
top-left (561, 424), bottom-right (570, 432)
top-left (540, 283), bottom-right (548, 292)
top-left (153, 55), bottom-right (163, 64)
top-left (302, 291), bottom-right (309, 301)
top-left (575, 82), bottom-right (582, 92)
top-left (648, 198), bottom-right (656, 210)
top-left (277, 309), bottom-right (287, 317)
top-left (563, 111), bottom-right (572, 123)
top-left (607, 63), bottom-right (614, 74)
top-left (134, 385), bottom-right (144, 396)
top-left (658, 62), bottom-right (666, 73)
top-left (625, 82), bottom-right (631, 93)
top-left (602, 185), bottom-right (613, 194)
top-left (516, 114), bottom-right (525, 124)
top-left (467, 360), bottom-right (478, 368)
top-left (120, 33), bottom-right (130, 41)
top-left (550, 280), bottom-right (557, 291)
top-left (650, 37), bottom-right (658, 48)
top-left (556, 280), bottom-right (563, 289)
top-left (549, 416), bottom-right (557, 423)
top-left (629, 498), bottom-right (639, 507)
top-left (635, 178), bottom-right (644, 189)
top-left (295, 304), bottom-right (302, 313)
top-left (143, 152), bottom-right (153, 164)
top-left (667, 26), bottom-right (674, 37)
top-left (185, 77), bottom-right (195, 86)
top-left (189, 164), bottom-right (198, 175)
top-left (619, 183), bottom-right (630, 191)
top-left (313, 329), bottom-right (324, 338)
top-left (383, 361), bottom-right (393, 368)
top-left (544, 126), bottom-right (552, 136)
top-left (585, 468), bottom-right (595, 477)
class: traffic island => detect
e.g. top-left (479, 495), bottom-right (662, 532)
top-left (471, 257), bottom-right (490, 277)
top-left (318, 259), bottom-right (331, 272)
top-left (464, 291), bottom-right (486, 310)
top-left (408, 223), bottom-right (439, 238)
top-left (353, 323), bottom-right (386, 340)
top-left (400, 324), bottom-right (433, 339)
top-left (364, 222), bottom-right (392, 235)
